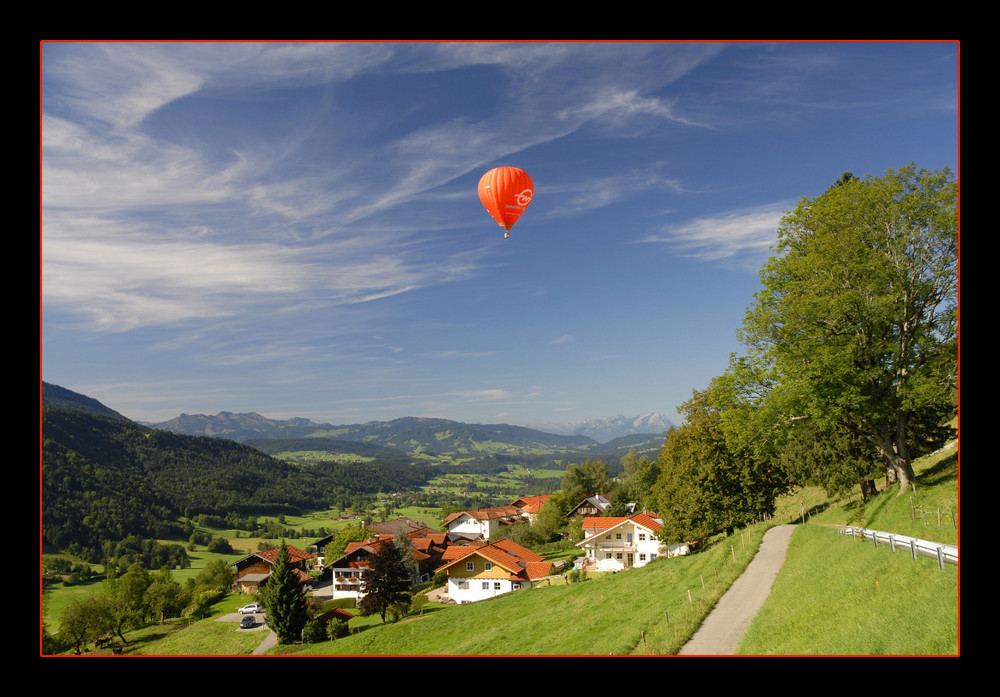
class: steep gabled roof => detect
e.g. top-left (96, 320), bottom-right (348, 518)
top-left (566, 494), bottom-right (610, 517)
top-left (435, 538), bottom-right (547, 576)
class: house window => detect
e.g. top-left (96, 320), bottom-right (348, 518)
top-left (466, 562), bottom-right (474, 571)
top-left (616, 553), bottom-right (623, 560)
top-left (493, 582), bottom-right (501, 590)
top-left (639, 554), bottom-right (646, 561)
top-left (482, 582), bottom-right (490, 590)
top-left (639, 533), bottom-right (646, 541)
top-left (458, 581), bottom-right (469, 590)
top-left (484, 562), bottom-right (492, 571)
top-left (605, 534), bottom-right (611, 540)
top-left (616, 533), bottom-right (622, 540)
top-left (605, 553), bottom-right (612, 559)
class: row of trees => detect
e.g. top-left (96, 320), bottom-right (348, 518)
top-left (53, 560), bottom-right (235, 654)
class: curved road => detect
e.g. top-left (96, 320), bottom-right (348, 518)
top-left (678, 524), bottom-right (795, 655)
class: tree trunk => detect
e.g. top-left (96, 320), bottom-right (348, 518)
top-left (875, 430), bottom-right (914, 495)
top-left (860, 479), bottom-right (877, 502)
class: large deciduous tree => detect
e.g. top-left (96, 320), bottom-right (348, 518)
top-left (735, 165), bottom-right (957, 494)
top-left (102, 562), bottom-right (152, 643)
top-left (358, 540), bottom-right (413, 623)
top-left (654, 383), bottom-right (783, 542)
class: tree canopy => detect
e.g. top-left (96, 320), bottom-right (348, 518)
top-left (654, 383), bottom-right (784, 542)
top-left (358, 541), bottom-right (413, 623)
top-left (729, 165), bottom-right (957, 494)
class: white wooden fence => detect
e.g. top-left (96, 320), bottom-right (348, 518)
top-left (839, 527), bottom-right (958, 568)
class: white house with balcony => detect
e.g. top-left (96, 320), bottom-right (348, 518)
top-left (576, 512), bottom-right (674, 570)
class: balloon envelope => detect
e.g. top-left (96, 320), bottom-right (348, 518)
top-left (477, 166), bottom-right (534, 232)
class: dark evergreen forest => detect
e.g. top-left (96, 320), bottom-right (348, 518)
top-left (41, 406), bottom-right (435, 564)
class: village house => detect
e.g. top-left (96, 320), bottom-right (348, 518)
top-left (443, 504), bottom-right (524, 542)
top-left (565, 494), bottom-right (611, 519)
top-left (435, 538), bottom-right (553, 604)
top-left (575, 512), bottom-right (674, 571)
top-left (509, 494), bottom-right (552, 523)
top-left (316, 526), bottom-right (449, 602)
top-left (229, 545), bottom-right (315, 595)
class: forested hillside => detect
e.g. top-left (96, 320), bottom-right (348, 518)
top-left (40, 402), bottom-right (433, 564)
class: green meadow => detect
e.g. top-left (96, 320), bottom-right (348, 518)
top-left (43, 438), bottom-right (958, 656)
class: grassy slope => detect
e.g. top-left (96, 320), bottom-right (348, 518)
top-left (287, 524), bottom-right (772, 656)
top-left (736, 442), bottom-right (959, 655)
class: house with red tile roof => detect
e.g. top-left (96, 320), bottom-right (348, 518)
top-left (230, 545), bottom-right (315, 595)
top-left (435, 538), bottom-right (553, 604)
top-left (509, 494), bottom-right (553, 523)
top-left (317, 527), bottom-right (449, 602)
top-left (576, 512), bottom-right (675, 571)
top-left (315, 606), bottom-right (356, 625)
top-left (443, 505), bottom-right (525, 542)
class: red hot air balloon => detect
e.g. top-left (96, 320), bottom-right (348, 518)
top-left (478, 166), bottom-right (534, 238)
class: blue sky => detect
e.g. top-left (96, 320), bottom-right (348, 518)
top-left (41, 41), bottom-right (959, 428)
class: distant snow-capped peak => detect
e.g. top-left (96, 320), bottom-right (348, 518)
top-left (529, 413), bottom-right (673, 442)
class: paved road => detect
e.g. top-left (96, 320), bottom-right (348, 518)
top-left (678, 524), bottom-right (795, 656)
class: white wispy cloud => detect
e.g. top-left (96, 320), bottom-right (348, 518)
top-left (42, 41), bottom-right (726, 337)
top-left (544, 167), bottom-right (689, 218)
top-left (639, 201), bottom-right (791, 264)
top-left (423, 350), bottom-right (496, 359)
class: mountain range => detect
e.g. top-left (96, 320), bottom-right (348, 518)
top-left (145, 411), bottom-right (671, 445)
top-left (143, 412), bottom-right (669, 461)
top-left (42, 381), bottom-right (670, 466)
top-left (529, 413), bottom-right (674, 442)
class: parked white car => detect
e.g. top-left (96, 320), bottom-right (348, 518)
top-left (238, 603), bottom-right (263, 614)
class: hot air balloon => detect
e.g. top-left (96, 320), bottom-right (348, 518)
top-left (478, 166), bottom-right (534, 238)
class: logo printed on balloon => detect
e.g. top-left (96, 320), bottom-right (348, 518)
top-left (478, 166), bottom-right (534, 237)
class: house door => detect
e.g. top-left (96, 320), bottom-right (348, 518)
top-left (627, 533), bottom-right (633, 544)
top-left (627, 553), bottom-right (634, 567)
